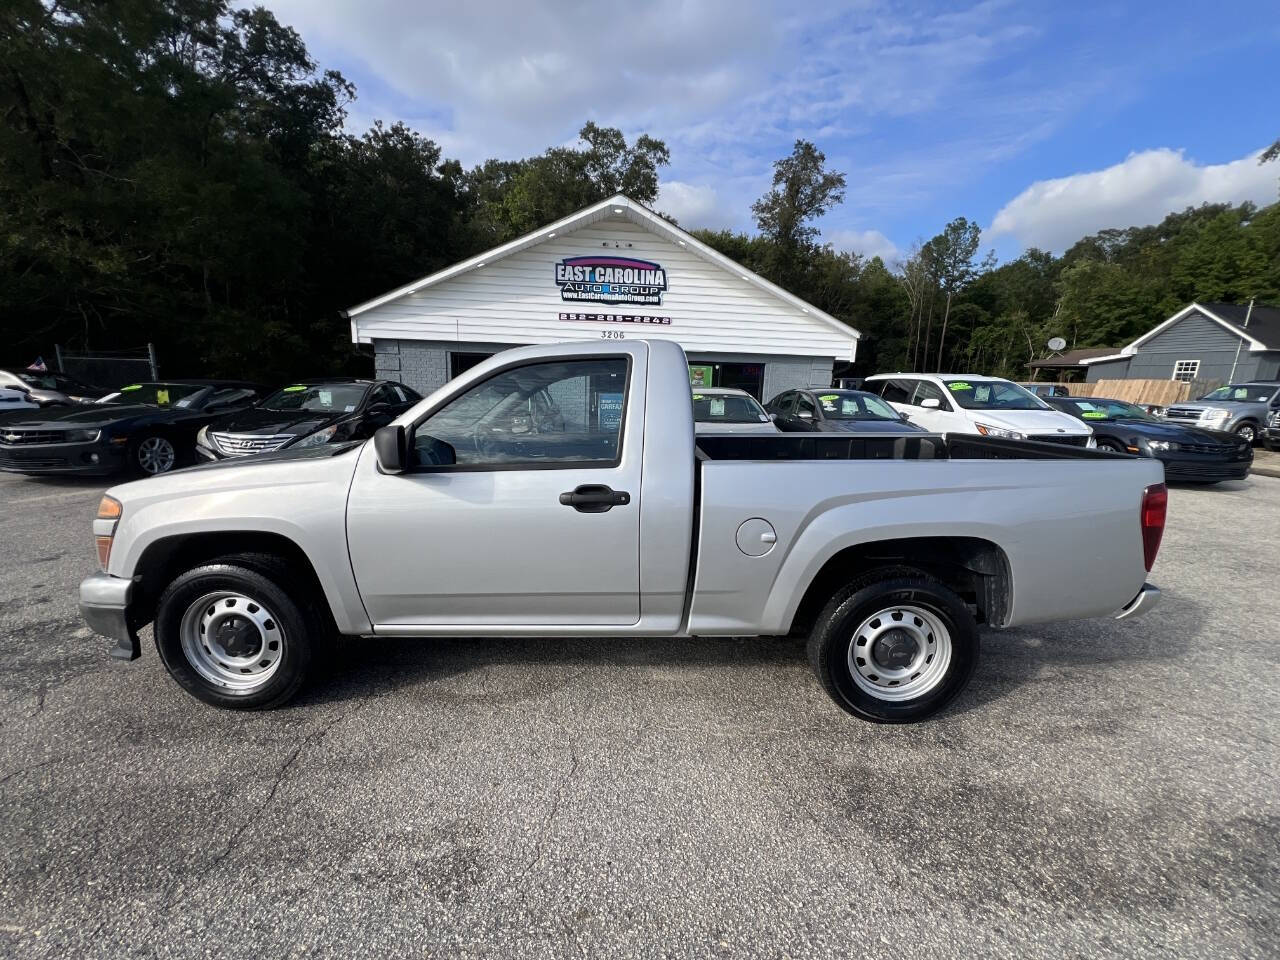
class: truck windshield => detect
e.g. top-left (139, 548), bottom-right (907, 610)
top-left (1198, 384), bottom-right (1277, 402)
top-left (692, 394), bottom-right (769, 424)
top-left (943, 380), bottom-right (1048, 411)
top-left (816, 392), bottom-right (902, 420)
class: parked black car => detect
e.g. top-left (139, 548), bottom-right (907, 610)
top-left (1046, 396), bottom-right (1252, 483)
top-left (0, 381), bottom-right (264, 477)
top-left (1265, 408), bottom-right (1280, 451)
top-left (195, 379), bottom-right (421, 460)
top-left (766, 388), bottom-right (926, 433)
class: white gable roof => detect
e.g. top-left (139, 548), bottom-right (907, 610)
top-left (347, 194), bottom-right (859, 360)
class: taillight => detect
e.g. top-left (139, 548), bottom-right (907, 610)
top-left (1141, 483), bottom-right (1167, 572)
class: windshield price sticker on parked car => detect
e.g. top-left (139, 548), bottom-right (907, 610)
top-left (283, 385), bottom-right (307, 393)
top-left (1082, 411), bottom-right (1107, 419)
top-left (121, 384), bottom-right (142, 392)
top-left (155, 389), bottom-right (170, 406)
top-left (710, 399), bottom-right (726, 416)
top-left (948, 382), bottom-right (972, 392)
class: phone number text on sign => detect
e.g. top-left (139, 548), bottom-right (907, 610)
top-left (558, 313), bottom-right (673, 325)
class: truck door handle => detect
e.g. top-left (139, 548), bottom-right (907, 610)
top-left (559, 484), bottom-right (630, 513)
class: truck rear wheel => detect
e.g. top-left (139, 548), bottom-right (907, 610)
top-left (153, 556), bottom-right (317, 709)
top-left (808, 568), bottom-right (978, 723)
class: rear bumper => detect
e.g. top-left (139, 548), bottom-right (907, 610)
top-left (78, 571), bottom-right (141, 660)
top-left (1114, 583), bottom-right (1161, 620)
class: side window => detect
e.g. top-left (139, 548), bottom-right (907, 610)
top-left (878, 379), bottom-right (914, 404)
top-left (912, 380), bottom-right (948, 409)
top-left (771, 392), bottom-right (793, 414)
top-left (369, 384), bottom-right (399, 407)
top-left (413, 358), bottom-right (627, 468)
top-left (795, 393), bottom-right (817, 418)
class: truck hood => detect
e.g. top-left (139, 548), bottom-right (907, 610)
top-left (970, 409), bottom-right (1092, 436)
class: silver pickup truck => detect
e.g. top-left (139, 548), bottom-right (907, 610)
top-left (79, 340), bottom-right (1166, 723)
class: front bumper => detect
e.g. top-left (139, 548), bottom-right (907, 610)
top-left (0, 437), bottom-right (127, 476)
top-left (78, 571), bottom-right (141, 660)
top-left (1114, 583), bottom-right (1161, 620)
top-left (1159, 454), bottom-right (1252, 482)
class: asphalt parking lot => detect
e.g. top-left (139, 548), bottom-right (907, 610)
top-left (1, 470), bottom-right (1277, 959)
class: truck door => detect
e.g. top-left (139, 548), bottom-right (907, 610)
top-left (345, 350), bottom-right (643, 628)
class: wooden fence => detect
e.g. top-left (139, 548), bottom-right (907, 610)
top-left (1038, 378), bottom-right (1223, 405)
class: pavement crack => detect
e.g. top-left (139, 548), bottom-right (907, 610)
top-left (0, 754), bottom-right (74, 787)
top-left (513, 733), bottom-right (579, 892)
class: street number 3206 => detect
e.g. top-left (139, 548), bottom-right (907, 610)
top-left (600, 329), bottom-right (625, 339)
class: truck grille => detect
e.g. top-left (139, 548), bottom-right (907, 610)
top-left (0, 429), bottom-right (65, 445)
top-left (209, 432), bottom-right (294, 457)
top-left (1163, 407), bottom-right (1202, 422)
top-left (1028, 434), bottom-right (1089, 447)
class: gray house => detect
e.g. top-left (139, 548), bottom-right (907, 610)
top-left (1082, 302), bottom-right (1280, 384)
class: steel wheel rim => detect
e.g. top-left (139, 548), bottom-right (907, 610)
top-left (179, 591), bottom-right (285, 693)
top-left (138, 436), bottom-right (175, 474)
top-left (847, 604), bottom-right (953, 702)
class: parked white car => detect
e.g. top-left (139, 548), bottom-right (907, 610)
top-left (692, 387), bottom-right (778, 435)
top-left (864, 374), bottom-right (1095, 447)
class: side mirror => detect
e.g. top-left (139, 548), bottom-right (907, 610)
top-left (921, 398), bottom-right (941, 409)
top-left (798, 410), bottom-right (814, 420)
top-left (900, 412), bottom-right (912, 421)
top-left (373, 424), bottom-right (408, 473)
top-left (368, 402), bottom-right (391, 415)
top-left (768, 413), bottom-right (778, 422)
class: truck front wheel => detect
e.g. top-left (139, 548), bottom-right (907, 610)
top-left (153, 557), bottom-right (316, 709)
top-left (808, 569), bottom-right (978, 723)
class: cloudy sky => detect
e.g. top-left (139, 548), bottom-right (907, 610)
top-left (255, 0), bottom-right (1279, 262)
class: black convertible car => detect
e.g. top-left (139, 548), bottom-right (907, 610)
top-left (1046, 396), bottom-right (1252, 483)
top-left (766, 388), bottom-right (925, 434)
top-left (0, 380), bottom-right (263, 477)
top-left (195, 378), bottom-right (421, 460)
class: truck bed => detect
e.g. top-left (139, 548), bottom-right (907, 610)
top-left (694, 432), bottom-right (1117, 462)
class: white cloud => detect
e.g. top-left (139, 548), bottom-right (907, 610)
top-left (989, 148), bottom-right (1280, 252)
top-left (654, 181), bottom-right (742, 231)
top-left (826, 228), bottom-right (900, 263)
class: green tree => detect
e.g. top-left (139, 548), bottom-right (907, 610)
top-left (751, 140), bottom-right (846, 287)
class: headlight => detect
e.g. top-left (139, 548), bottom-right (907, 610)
top-left (1086, 435), bottom-right (1097, 449)
top-left (64, 428), bottom-right (100, 443)
top-left (1201, 408), bottom-right (1230, 421)
top-left (290, 425), bottom-right (338, 448)
top-left (1147, 440), bottom-right (1180, 452)
top-left (196, 425), bottom-right (213, 449)
top-left (974, 423), bottom-right (1025, 440)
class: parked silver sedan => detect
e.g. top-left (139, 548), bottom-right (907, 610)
top-left (691, 387), bottom-right (779, 434)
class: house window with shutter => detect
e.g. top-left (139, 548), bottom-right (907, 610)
top-left (1172, 360), bottom-right (1199, 382)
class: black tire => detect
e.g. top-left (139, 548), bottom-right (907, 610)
top-left (1234, 422), bottom-right (1258, 445)
top-left (153, 554), bottom-right (318, 709)
top-left (129, 433), bottom-right (179, 477)
top-left (807, 567), bottom-right (979, 723)
top-left (1095, 437), bottom-right (1126, 454)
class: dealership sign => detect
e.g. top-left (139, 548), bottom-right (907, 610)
top-left (555, 256), bottom-right (668, 305)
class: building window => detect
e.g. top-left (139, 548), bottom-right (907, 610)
top-left (1172, 360), bottom-right (1199, 382)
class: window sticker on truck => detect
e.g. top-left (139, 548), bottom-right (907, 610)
top-left (948, 382), bottom-right (972, 392)
top-left (1082, 411), bottom-right (1107, 419)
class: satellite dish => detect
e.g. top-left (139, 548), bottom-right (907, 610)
top-left (1047, 337), bottom-right (1066, 352)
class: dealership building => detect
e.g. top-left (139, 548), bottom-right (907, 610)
top-left (348, 194), bottom-right (860, 400)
